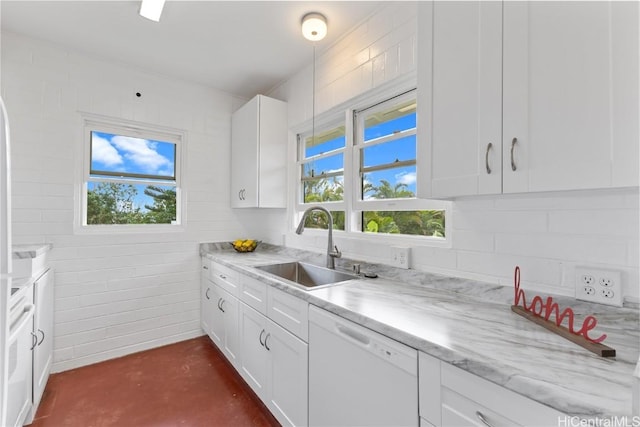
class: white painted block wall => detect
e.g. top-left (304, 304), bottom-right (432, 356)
top-left (265, 3), bottom-right (640, 303)
top-left (1, 31), bottom-right (251, 371)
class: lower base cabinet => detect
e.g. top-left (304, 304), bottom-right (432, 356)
top-left (239, 302), bottom-right (308, 427)
top-left (201, 259), bottom-right (308, 427)
top-left (32, 269), bottom-right (53, 418)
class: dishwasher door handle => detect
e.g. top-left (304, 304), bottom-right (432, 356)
top-left (336, 324), bottom-right (370, 346)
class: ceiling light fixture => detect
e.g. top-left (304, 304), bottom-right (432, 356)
top-left (301, 13), bottom-right (327, 42)
top-left (139, 0), bottom-right (166, 22)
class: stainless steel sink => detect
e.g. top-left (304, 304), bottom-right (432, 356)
top-left (255, 261), bottom-right (357, 289)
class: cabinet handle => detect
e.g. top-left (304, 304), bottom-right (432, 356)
top-left (475, 411), bottom-right (495, 427)
top-left (30, 332), bottom-right (38, 350)
top-left (485, 142), bottom-right (493, 174)
top-left (205, 288), bottom-right (211, 300)
top-left (259, 329), bottom-right (266, 346)
top-left (202, 265), bottom-right (209, 270)
top-left (217, 298), bottom-right (225, 313)
top-left (219, 274), bottom-right (227, 280)
top-left (510, 137), bottom-right (518, 171)
top-left (38, 329), bottom-right (45, 346)
top-left (264, 333), bottom-right (271, 351)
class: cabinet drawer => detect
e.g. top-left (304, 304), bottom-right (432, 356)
top-left (442, 386), bottom-right (518, 427)
top-left (267, 287), bottom-right (308, 342)
top-left (241, 275), bottom-right (267, 314)
top-left (441, 363), bottom-right (564, 426)
top-left (211, 262), bottom-right (240, 297)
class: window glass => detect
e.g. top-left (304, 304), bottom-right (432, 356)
top-left (363, 100), bottom-right (416, 142)
top-left (304, 126), bottom-right (345, 158)
top-left (362, 210), bottom-right (445, 237)
top-left (358, 95), bottom-right (417, 201)
top-left (300, 123), bottom-right (345, 204)
top-left (303, 210), bottom-right (345, 231)
top-left (90, 132), bottom-right (176, 180)
top-left (84, 127), bottom-right (180, 226)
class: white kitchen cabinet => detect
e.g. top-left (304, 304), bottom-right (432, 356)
top-left (201, 261), bottom-right (240, 370)
top-left (419, 351), bottom-right (564, 427)
top-left (418, 1), bottom-right (639, 198)
top-left (419, 1), bottom-right (502, 198)
top-left (503, 1), bottom-right (638, 193)
top-left (239, 302), bottom-right (307, 427)
top-left (230, 94), bottom-right (287, 208)
top-left (31, 268), bottom-right (53, 417)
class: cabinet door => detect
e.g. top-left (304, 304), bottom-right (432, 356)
top-left (256, 96), bottom-right (288, 208)
top-left (265, 318), bottom-right (308, 427)
top-left (239, 303), bottom-right (269, 400)
top-left (503, 1), bottom-right (639, 193)
top-left (220, 288), bottom-right (240, 370)
top-left (33, 268), bottom-right (53, 409)
top-left (231, 96), bottom-right (259, 208)
top-left (205, 282), bottom-right (224, 347)
top-left (427, 1), bottom-right (502, 198)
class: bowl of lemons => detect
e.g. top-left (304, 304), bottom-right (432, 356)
top-left (230, 239), bottom-right (260, 253)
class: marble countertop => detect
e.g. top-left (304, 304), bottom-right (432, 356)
top-left (12, 244), bottom-right (52, 259)
top-left (201, 243), bottom-right (640, 419)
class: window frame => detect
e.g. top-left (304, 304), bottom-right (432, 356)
top-left (293, 86), bottom-right (451, 246)
top-left (295, 114), bottom-right (348, 231)
top-left (76, 114), bottom-right (186, 233)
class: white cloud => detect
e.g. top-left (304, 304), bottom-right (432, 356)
top-left (110, 136), bottom-right (173, 175)
top-left (92, 135), bottom-right (123, 167)
top-left (396, 171), bottom-right (417, 186)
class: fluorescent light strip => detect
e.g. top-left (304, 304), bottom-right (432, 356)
top-left (139, 0), bottom-right (166, 22)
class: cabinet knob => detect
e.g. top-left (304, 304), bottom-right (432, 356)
top-left (510, 137), bottom-right (518, 171)
top-left (485, 142), bottom-right (493, 174)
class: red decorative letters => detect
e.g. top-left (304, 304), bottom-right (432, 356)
top-left (513, 266), bottom-right (607, 343)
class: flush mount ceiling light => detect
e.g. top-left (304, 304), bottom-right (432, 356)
top-left (301, 13), bottom-right (327, 42)
top-left (139, 0), bottom-right (166, 22)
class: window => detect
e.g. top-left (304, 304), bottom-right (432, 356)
top-left (354, 92), bottom-right (445, 238)
top-left (81, 118), bottom-right (183, 228)
top-left (295, 89), bottom-right (449, 241)
top-left (298, 121), bottom-right (346, 230)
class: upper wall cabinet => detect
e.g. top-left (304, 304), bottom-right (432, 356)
top-left (418, 1), bottom-right (639, 198)
top-left (231, 95), bottom-right (288, 208)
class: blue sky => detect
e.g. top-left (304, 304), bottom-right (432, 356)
top-left (89, 131), bottom-right (176, 212)
top-left (90, 131), bottom-right (175, 178)
top-left (304, 112), bottom-right (417, 197)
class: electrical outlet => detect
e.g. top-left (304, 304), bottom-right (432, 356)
top-left (390, 246), bottom-right (410, 269)
top-left (575, 267), bottom-right (623, 307)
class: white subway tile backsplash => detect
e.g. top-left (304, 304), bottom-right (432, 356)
top-left (496, 234), bottom-right (628, 266)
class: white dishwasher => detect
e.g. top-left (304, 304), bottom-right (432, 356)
top-left (308, 305), bottom-right (418, 427)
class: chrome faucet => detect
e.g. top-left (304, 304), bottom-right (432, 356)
top-left (296, 206), bottom-right (341, 269)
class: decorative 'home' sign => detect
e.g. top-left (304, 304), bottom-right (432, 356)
top-left (511, 266), bottom-right (616, 358)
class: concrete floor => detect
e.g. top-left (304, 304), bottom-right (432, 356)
top-left (31, 336), bottom-right (280, 426)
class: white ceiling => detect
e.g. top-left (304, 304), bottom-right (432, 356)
top-left (0, 1), bottom-right (383, 98)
